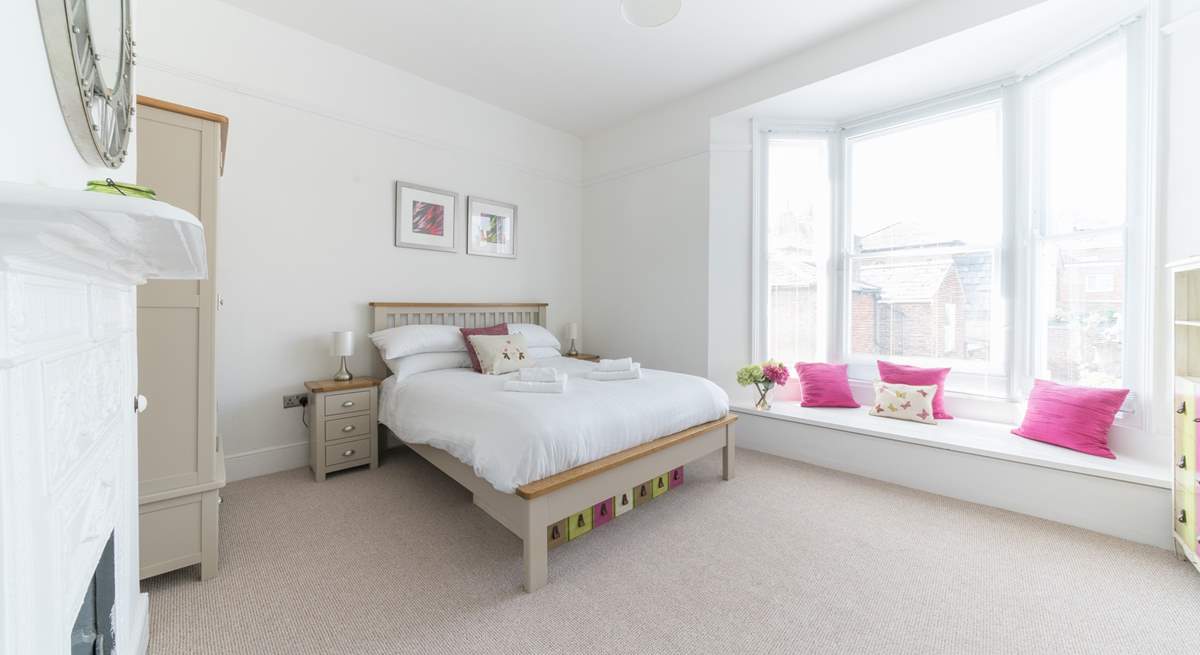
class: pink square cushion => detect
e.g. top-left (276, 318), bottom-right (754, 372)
top-left (794, 362), bottom-right (860, 408)
top-left (1012, 379), bottom-right (1129, 459)
top-left (460, 323), bottom-right (508, 372)
top-left (877, 360), bottom-right (952, 419)
top-left (771, 378), bottom-right (806, 402)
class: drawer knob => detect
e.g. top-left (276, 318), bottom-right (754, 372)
top-left (1181, 456), bottom-right (1189, 469)
top-left (342, 449), bottom-right (356, 457)
top-left (342, 425), bottom-right (355, 432)
top-left (1179, 509), bottom-right (1188, 524)
top-left (1178, 402), bottom-right (1188, 414)
top-left (341, 400), bottom-right (355, 408)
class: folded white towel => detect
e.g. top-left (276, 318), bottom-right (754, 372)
top-left (518, 367), bottom-right (559, 382)
top-left (597, 357), bottom-right (634, 372)
top-left (504, 373), bottom-right (567, 394)
top-left (587, 363), bottom-right (641, 381)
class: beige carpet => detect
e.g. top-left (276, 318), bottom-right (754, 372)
top-left (145, 448), bottom-right (1200, 654)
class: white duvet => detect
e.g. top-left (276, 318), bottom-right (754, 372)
top-left (378, 356), bottom-right (730, 493)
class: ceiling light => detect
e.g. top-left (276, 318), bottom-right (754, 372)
top-left (620, 0), bottom-right (681, 28)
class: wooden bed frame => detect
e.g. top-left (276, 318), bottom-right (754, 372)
top-left (369, 302), bottom-right (736, 592)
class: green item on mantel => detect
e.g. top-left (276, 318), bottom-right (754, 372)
top-left (85, 178), bottom-right (157, 200)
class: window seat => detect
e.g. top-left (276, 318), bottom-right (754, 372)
top-left (731, 401), bottom-right (1169, 489)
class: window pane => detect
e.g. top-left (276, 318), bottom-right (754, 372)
top-left (849, 104), bottom-right (1003, 249)
top-left (1039, 233), bottom-right (1124, 387)
top-left (846, 103), bottom-right (1003, 369)
top-left (766, 137), bottom-right (829, 365)
top-left (1040, 42), bottom-right (1127, 234)
top-left (850, 252), bottom-right (994, 362)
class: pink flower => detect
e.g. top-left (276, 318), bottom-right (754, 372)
top-left (762, 362), bottom-right (790, 386)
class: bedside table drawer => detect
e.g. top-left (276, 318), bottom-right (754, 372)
top-left (325, 390), bottom-right (371, 416)
top-left (325, 438), bottom-right (370, 466)
top-left (325, 413), bottom-right (371, 442)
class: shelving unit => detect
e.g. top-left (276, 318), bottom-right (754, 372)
top-left (1170, 257), bottom-right (1200, 573)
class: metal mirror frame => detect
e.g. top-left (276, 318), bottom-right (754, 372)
top-left (36, 0), bottom-right (135, 169)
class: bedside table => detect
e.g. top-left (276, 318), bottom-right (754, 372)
top-left (564, 353), bottom-right (600, 362)
top-left (305, 377), bottom-right (381, 481)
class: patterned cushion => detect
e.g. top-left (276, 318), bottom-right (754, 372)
top-left (460, 323), bottom-right (508, 372)
top-left (869, 381), bottom-right (938, 424)
top-left (467, 333), bottom-right (533, 375)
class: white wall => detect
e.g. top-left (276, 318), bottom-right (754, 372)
top-left (0, 1), bottom-right (135, 187)
top-left (136, 0), bottom-right (584, 480)
top-left (582, 0), bottom-right (1046, 393)
top-left (1163, 0), bottom-right (1200, 263)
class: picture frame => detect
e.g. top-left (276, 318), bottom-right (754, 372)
top-left (395, 181), bottom-right (457, 253)
top-left (466, 196), bottom-right (517, 259)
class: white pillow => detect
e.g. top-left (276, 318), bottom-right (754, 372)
top-left (369, 324), bottom-right (465, 360)
top-left (527, 347), bottom-right (561, 360)
top-left (468, 333), bottom-right (533, 375)
top-left (385, 351), bottom-right (471, 380)
top-left (869, 381), bottom-right (938, 424)
top-left (507, 323), bottom-right (561, 351)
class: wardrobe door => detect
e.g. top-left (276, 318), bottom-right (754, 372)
top-left (135, 105), bottom-right (219, 496)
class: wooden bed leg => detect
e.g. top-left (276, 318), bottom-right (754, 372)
top-left (722, 423), bottom-right (736, 481)
top-left (522, 497), bottom-right (549, 592)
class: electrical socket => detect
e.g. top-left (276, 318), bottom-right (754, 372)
top-left (282, 393), bottom-right (307, 409)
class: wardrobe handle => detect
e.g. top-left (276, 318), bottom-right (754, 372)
top-left (1178, 402), bottom-right (1188, 414)
top-left (342, 425), bottom-right (354, 433)
top-left (342, 449), bottom-right (356, 457)
top-left (1179, 509), bottom-right (1188, 524)
top-left (341, 400), bottom-right (355, 408)
top-left (1180, 455), bottom-right (1189, 469)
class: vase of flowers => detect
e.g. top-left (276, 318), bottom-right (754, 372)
top-left (737, 360), bottom-right (790, 411)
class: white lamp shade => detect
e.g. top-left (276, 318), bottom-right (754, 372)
top-left (330, 331), bottom-right (354, 357)
top-left (621, 0), bottom-right (681, 27)
top-left (567, 322), bottom-right (580, 340)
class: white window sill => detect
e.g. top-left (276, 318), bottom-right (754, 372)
top-left (731, 400), bottom-right (1169, 489)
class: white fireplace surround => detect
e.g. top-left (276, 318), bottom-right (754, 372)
top-left (0, 182), bottom-right (207, 655)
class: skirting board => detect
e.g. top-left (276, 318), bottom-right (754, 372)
top-left (223, 440), bottom-right (308, 482)
top-left (734, 412), bottom-right (1173, 549)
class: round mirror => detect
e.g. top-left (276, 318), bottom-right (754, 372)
top-left (36, 0), bottom-right (134, 169)
top-left (88, 0), bottom-right (123, 91)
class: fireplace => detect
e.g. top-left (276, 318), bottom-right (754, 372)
top-left (70, 533), bottom-right (116, 655)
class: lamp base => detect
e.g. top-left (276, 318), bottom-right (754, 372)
top-left (333, 356), bottom-right (353, 382)
top-left (565, 338), bottom-right (579, 357)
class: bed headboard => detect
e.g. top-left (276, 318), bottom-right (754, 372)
top-left (369, 302), bottom-right (548, 334)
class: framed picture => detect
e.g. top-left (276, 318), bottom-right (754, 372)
top-left (466, 196), bottom-right (517, 259)
top-left (395, 181), bottom-right (457, 252)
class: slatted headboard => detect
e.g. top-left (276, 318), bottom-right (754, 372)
top-left (369, 302), bottom-right (548, 333)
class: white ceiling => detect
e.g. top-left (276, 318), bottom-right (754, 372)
top-left (731, 0), bottom-right (1144, 124)
top-left (218, 0), bottom-right (924, 136)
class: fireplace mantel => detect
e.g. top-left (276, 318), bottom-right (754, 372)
top-left (0, 181), bottom-right (207, 654)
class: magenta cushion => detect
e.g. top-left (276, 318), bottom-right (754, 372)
top-left (1012, 379), bottom-right (1128, 459)
top-left (877, 360), bottom-right (953, 419)
top-left (794, 362), bottom-right (860, 408)
top-left (460, 323), bottom-right (508, 372)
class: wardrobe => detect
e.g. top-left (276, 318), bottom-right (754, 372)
top-left (135, 98), bottom-right (227, 580)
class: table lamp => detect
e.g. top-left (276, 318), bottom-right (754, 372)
top-left (565, 323), bottom-right (579, 356)
top-left (331, 331), bottom-right (354, 381)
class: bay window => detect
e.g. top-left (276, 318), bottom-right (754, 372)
top-left (754, 20), bottom-right (1148, 418)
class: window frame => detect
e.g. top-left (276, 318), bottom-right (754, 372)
top-left (750, 18), bottom-right (1151, 426)
top-left (837, 91), bottom-right (1011, 397)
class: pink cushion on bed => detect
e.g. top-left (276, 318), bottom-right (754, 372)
top-left (794, 362), bottom-right (860, 408)
top-left (460, 323), bottom-right (508, 372)
top-left (1012, 379), bottom-right (1128, 459)
top-left (877, 360), bottom-right (953, 419)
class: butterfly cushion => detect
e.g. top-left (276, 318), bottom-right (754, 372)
top-left (869, 381), bottom-right (939, 425)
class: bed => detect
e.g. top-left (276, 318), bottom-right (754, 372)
top-left (369, 302), bottom-right (736, 592)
